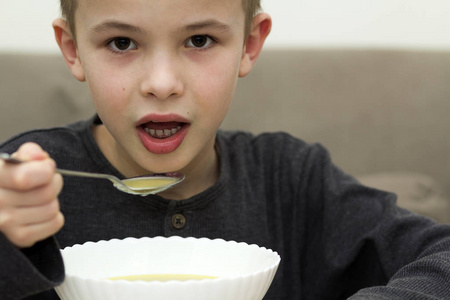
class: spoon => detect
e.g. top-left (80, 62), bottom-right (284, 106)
top-left (0, 153), bottom-right (184, 196)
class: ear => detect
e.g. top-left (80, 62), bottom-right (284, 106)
top-left (239, 13), bottom-right (272, 77)
top-left (52, 18), bottom-right (86, 82)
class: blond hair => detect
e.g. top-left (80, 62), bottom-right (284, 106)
top-left (60, 0), bottom-right (261, 39)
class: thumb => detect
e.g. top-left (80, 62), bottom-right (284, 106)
top-left (13, 143), bottom-right (49, 161)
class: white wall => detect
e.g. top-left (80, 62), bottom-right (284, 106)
top-left (0, 0), bottom-right (61, 53)
top-left (263, 0), bottom-right (450, 49)
top-left (1, 0), bottom-right (450, 53)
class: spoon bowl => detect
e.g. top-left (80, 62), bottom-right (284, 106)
top-left (0, 153), bottom-right (184, 196)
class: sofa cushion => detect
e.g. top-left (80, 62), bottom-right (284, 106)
top-left (0, 54), bottom-right (94, 142)
top-left (357, 172), bottom-right (450, 223)
top-left (224, 49), bottom-right (450, 198)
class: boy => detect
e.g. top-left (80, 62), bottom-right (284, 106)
top-left (1, 0), bottom-right (450, 299)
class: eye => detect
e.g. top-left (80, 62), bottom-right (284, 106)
top-left (107, 37), bottom-right (138, 53)
top-left (185, 35), bottom-right (215, 49)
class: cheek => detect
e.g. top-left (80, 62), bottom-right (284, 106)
top-left (84, 63), bottom-right (130, 115)
top-left (83, 66), bottom-right (136, 140)
top-left (193, 54), bottom-right (241, 115)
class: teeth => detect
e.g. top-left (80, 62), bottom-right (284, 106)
top-left (144, 126), bottom-right (182, 139)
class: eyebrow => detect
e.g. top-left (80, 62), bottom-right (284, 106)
top-left (183, 19), bottom-right (232, 32)
top-left (91, 21), bottom-right (145, 34)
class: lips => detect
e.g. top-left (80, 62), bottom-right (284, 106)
top-left (136, 115), bottom-right (190, 154)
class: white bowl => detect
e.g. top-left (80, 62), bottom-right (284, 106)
top-left (55, 236), bottom-right (280, 300)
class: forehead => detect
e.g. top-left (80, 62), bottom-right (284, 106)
top-left (75, 0), bottom-right (246, 31)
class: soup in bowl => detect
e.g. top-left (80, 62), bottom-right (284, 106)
top-left (55, 236), bottom-right (281, 300)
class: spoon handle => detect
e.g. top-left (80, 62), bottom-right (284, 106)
top-left (0, 153), bottom-right (116, 181)
top-left (55, 168), bottom-right (117, 181)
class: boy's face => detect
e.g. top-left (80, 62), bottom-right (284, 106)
top-left (76, 0), bottom-right (245, 175)
top-left (56, 0), bottom-right (270, 194)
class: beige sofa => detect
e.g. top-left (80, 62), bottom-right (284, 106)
top-left (1, 49), bottom-right (449, 222)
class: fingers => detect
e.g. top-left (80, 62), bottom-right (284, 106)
top-left (0, 174), bottom-right (63, 207)
top-left (0, 143), bottom-right (56, 190)
top-left (11, 199), bottom-right (61, 225)
top-left (0, 181), bottom-right (65, 248)
top-left (0, 190), bottom-right (65, 248)
top-left (0, 142), bottom-right (65, 248)
top-left (0, 159), bottom-right (58, 190)
top-left (0, 210), bottom-right (65, 248)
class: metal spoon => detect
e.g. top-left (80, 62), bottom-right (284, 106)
top-left (0, 153), bottom-right (184, 196)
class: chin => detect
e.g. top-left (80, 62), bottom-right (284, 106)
top-left (137, 154), bottom-right (189, 175)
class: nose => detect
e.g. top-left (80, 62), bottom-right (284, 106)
top-left (140, 52), bottom-right (184, 100)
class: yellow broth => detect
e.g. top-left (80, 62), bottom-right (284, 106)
top-left (122, 177), bottom-right (177, 189)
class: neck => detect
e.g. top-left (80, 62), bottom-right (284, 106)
top-left (158, 140), bottom-right (220, 200)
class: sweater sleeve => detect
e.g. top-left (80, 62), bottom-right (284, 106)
top-left (349, 242), bottom-right (450, 299)
top-left (301, 143), bottom-right (450, 299)
top-left (0, 233), bottom-right (65, 299)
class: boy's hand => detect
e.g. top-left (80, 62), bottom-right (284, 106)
top-left (0, 143), bottom-right (64, 248)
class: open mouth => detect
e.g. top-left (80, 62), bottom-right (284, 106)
top-left (136, 114), bottom-right (190, 154)
top-left (142, 121), bottom-right (186, 139)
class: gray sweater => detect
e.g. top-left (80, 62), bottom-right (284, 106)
top-left (1, 116), bottom-right (450, 299)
